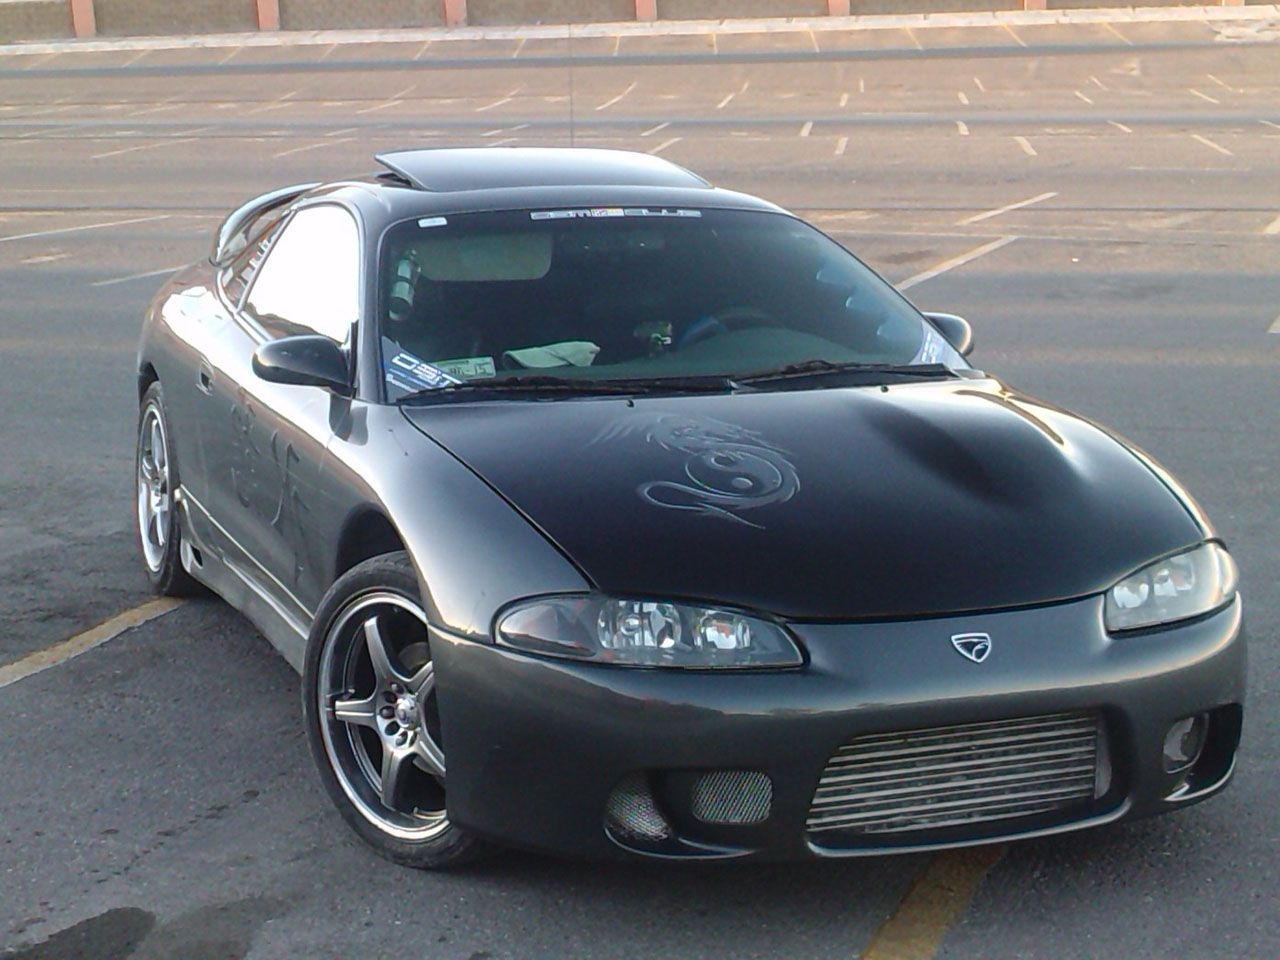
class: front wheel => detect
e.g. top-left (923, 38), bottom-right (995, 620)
top-left (302, 552), bottom-right (488, 869)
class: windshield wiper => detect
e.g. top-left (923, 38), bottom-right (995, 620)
top-left (396, 373), bottom-right (736, 404)
top-left (734, 360), bottom-right (956, 386)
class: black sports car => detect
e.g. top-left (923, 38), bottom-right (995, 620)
top-left (135, 147), bottom-right (1244, 868)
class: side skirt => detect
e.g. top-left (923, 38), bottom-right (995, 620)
top-left (177, 488), bottom-right (309, 673)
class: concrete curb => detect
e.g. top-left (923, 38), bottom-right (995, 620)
top-left (1, 4), bottom-right (1276, 56)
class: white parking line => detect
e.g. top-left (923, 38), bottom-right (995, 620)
top-left (1002, 24), bottom-right (1026, 47)
top-left (1269, 314), bottom-right (1280, 334)
top-left (1013, 135), bottom-right (1037, 157)
top-left (957, 192), bottom-right (1057, 226)
top-left (1074, 90), bottom-right (1094, 105)
top-left (958, 92), bottom-right (969, 105)
top-left (92, 137), bottom-right (197, 159)
top-left (973, 77), bottom-right (985, 92)
top-left (717, 91), bottom-right (736, 109)
top-left (1262, 213), bottom-right (1280, 236)
top-left (640, 121), bottom-right (669, 137)
top-left (90, 264), bottom-right (185, 287)
top-left (835, 136), bottom-right (848, 156)
top-left (956, 121), bottom-right (969, 136)
top-left (800, 121), bottom-right (813, 137)
top-left (1090, 75), bottom-right (1108, 90)
top-left (899, 237), bottom-right (1017, 292)
top-left (1206, 73), bottom-right (1236, 93)
top-left (273, 138), bottom-right (353, 159)
top-left (1109, 120), bottom-right (1133, 133)
top-left (0, 214), bottom-right (169, 244)
top-left (476, 86), bottom-right (522, 112)
top-left (647, 137), bottom-right (681, 155)
top-left (1191, 133), bottom-right (1232, 156)
top-left (1189, 89), bottom-right (1220, 105)
top-left (0, 599), bottom-right (184, 690)
top-left (839, 92), bottom-right (849, 107)
top-left (1260, 120), bottom-right (1280, 131)
top-left (595, 81), bottom-right (637, 112)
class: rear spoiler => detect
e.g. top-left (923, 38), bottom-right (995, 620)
top-left (210, 182), bottom-right (319, 267)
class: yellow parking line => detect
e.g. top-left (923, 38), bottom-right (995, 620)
top-left (862, 845), bottom-right (1006, 960)
top-left (0, 598), bottom-right (184, 690)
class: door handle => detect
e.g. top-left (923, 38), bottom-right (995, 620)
top-left (197, 361), bottom-right (215, 395)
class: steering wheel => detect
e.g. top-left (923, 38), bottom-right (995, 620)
top-left (678, 306), bottom-right (776, 349)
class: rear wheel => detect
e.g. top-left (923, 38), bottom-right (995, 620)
top-left (302, 552), bottom-right (488, 869)
top-left (135, 382), bottom-right (201, 596)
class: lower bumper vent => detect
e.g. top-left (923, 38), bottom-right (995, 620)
top-left (807, 712), bottom-right (1103, 838)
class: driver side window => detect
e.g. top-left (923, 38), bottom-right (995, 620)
top-left (244, 205), bottom-right (360, 342)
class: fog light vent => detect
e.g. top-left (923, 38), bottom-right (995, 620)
top-left (605, 774), bottom-right (672, 841)
top-left (1163, 714), bottom-right (1209, 774)
top-left (691, 770), bottom-right (773, 825)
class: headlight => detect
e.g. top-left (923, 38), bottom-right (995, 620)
top-left (495, 596), bottom-right (803, 669)
top-left (1105, 542), bottom-right (1238, 632)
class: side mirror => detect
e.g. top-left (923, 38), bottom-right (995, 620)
top-left (252, 335), bottom-right (351, 392)
top-left (924, 312), bottom-right (974, 357)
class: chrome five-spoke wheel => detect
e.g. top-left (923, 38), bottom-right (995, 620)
top-left (318, 592), bottom-right (449, 841)
top-left (137, 401), bottom-right (171, 574)
top-left (135, 382), bottom-right (199, 596)
top-left (304, 551), bottom-right (485, 868)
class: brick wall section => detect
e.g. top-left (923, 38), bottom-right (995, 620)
top-left (468, 0), bottom-right (634, 24)
top-left (93, 0), bottom-right (256, 36)
top-left (279, 0), bottom-right (443, 30)
top-left (0, 0), bottom-right (71, 41)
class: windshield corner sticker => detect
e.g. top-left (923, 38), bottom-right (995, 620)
top-left (383, 339), bottom-right (460, 394)
top-left (591, 413), bottom-right (799, 529)
top-left (531, 208), bottom-right (702, 221)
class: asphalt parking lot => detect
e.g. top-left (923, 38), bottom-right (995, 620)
top-left (1, 11), bottom-right (1278, 958)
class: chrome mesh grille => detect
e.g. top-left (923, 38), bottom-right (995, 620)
top-left (807, 713), bottom-right (1101, 837)
top-left (691, 770), bottom-right (773, 824)
top-left (605, 774), bottom-right (672, 840)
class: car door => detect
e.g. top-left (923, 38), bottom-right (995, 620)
top-left (199, 203), bottom-right (362, 626)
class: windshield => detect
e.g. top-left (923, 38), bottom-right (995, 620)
top-left (377, 207), bottom-right (964, 398)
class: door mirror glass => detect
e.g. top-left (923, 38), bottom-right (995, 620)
top-left (252, 335), bottom-right (351, 392)
top-left (923, 312), bottom-right (974, 357)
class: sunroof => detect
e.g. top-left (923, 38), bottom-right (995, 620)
top-left (374, 147), bottom-right (710, 193)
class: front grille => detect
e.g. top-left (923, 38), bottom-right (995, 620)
top-left (807, 712), bottom-right (1102, 838)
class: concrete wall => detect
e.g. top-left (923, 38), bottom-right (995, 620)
top-left (659, 0), bottom-right (828, 18)
top-left (854, 0), bottom-right (1017, 11)
top-left (94, 0), bottom-right (257, 36)
top-left (280, 0), bottom-right (443, 30)
top-left (0, 0), bottom-right (71, 41)
top-left (469, 0), bottom-right (635, 24)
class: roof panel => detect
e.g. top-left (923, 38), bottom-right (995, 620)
top-left (374, 147), bottom-right (710, 193)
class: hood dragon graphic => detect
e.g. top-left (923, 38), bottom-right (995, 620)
top-left (592, 413), bottom-right (800, 529)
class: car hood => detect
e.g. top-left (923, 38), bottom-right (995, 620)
top-left (400, 378), bottom-right (1206, 620)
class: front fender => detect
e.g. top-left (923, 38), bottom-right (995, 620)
top-left (321, 403), bottom-right (591, 639)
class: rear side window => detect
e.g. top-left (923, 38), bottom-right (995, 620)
top-left (220, 217), bottom-right (282, 308)
top-left (244, 205), bottom-right (360, 342)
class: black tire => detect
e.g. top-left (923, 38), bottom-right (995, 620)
top-left (135, 381), bottom-right (202, 597)
top-left (302, 551), bottom-right (490, 869)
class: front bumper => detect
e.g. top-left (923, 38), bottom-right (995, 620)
top-left (429, 595), bottom-right (1245, 860)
